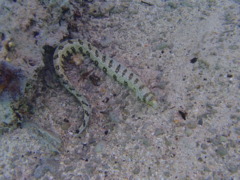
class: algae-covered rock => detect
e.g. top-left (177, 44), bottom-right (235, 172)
top-left (0, 61), bottom-right (27, 134)
top-left (0, 101), bottom-right (18, 134)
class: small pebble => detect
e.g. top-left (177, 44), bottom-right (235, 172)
top-left (186, 122), bottom-right (197, 129)
top-left (185, 128), bottom-right (193, 137)
top-left (201, 143), bottom-right (208, 150)
top-left (227, 163), bottom-right (239, 173)
top-left (215, 146), bottom-right (228, 157)
top-left (154, 128), bottom-right (165, 136)
top-left (94, 141), bottom-right (106, 153)
top-left (132, 166), bottom-right (140, 174)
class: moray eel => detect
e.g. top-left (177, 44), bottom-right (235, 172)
top-left (53, 39), bottom-right (158, 135)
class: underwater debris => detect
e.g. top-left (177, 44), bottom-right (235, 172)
top-left (0, 61), bottom-right (26, 101)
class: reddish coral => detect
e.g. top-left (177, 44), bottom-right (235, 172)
top-left (0, 61), bottom-right (26, 101)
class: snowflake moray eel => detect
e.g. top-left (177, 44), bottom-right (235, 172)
top-left (53, 39), bottom-right (158, 135)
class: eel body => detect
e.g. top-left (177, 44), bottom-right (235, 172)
top-left (53, 39), bottom-right (157, 135)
